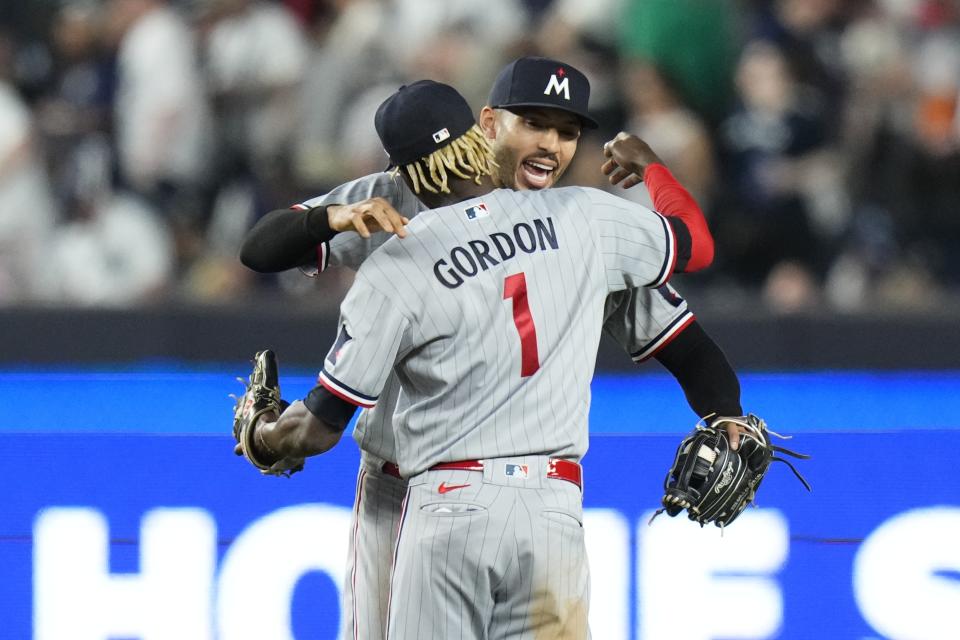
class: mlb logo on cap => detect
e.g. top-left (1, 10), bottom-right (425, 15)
top-left (432, 128), bottom-right (450, 143)
top-left (505, 464), bottom-right (529, 479)
top-left (464, 203), bottom-right (489, 220)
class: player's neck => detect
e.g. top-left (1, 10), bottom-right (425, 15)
top-left (420, 177), bottom-right (494, 208)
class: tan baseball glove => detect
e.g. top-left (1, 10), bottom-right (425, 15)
top-left (231, 350), bottom-right (304, 477)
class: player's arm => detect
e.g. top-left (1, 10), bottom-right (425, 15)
top-left (239, 204), bottom-right (336, 272)
top-left (247, 396), bottom-right (353, 463)
top-left (654, 320), bottom-right (742, 420)
top-left (601, 284), bottom-right (694, 364)
top-left (590, 187), bottom-right (709, 290)
top-left (245, 270), bottom-right (411, 463)
top-left (602, 286), bottom-right (744, 447)
top-left (655, 320), bottom-right (747, 449)
top-left (244, 368), bottom-right (371, 462)
top-left (239, 197), bottom-right (409, 272)
top-left (602, 133), bottom-right (714, 272)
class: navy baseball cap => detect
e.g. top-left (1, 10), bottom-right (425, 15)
top-left (487, 56), bottom-right (598, 129)
top-left (375, 80), bottom-right (476, 167)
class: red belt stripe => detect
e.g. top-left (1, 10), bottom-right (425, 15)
top-left (384, 458), bottom-right (582, 489)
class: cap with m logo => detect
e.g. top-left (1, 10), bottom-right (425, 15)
top-left (487, 56), bottom-right (598, 129)
top-left (544, 72), bottom-right (570, 100)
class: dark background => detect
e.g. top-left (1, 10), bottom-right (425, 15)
top-left (4, 302), bottom-right (957, 371)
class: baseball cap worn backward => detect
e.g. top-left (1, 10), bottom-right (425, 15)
top-left (375, 80), bottom-right (477, 167)
top-left (487, 56), bottom-right (599, 129)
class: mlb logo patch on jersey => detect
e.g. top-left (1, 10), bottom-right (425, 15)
top-left (464, 203), bottom-right (489, 220)
top-left (504, 464), bottom-right (529, 479)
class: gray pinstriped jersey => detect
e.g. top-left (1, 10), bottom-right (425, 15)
top-left (296, 173), bottom-right (426, 462)
top-left (296, 172), bottom-right (427, 276)
top-left (299, 175), bottom-right (693, 465)
top-left (319, 186), bottom-right (681, 476)
top-left (603, 283), bottom-right (693, 363)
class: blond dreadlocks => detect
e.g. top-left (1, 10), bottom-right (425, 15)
top-left (398, 125), bottom-right (496, 195)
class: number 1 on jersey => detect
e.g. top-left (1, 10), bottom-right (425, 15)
top-left (503, 272), bottom-right (540, 377)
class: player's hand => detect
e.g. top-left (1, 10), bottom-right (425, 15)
top-left (725, 421), bottom-right (742, 451)
top-left (712, 417), bottom-right (749, 451)
top-left (601, 132), bottom-right (664, 189)
top-left (233, 408), bottom-right (278, 456)
top-left (327, 197), bottom-right (410, 239)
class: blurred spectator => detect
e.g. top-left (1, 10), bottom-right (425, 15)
top-left (0, 36), bottom-right (59, 303)
top-left (49, 139), bottom-right (175, 306)
top-left (295, 0), bottom-right (525, 189)
top-left (0, 85), bottom-right (59, 303)
top-left (898, 1), bottom-right (960, 284)
top-left (1, 0), bottom-right (959, 310)
top-left (535, 0), bottom-right (624, 55)
top-left (33, 1), bottom-right (115, 210)
top-left (293, 0), bottom-right (395, 188)
top-left (104, 0), bottom-right (213, 234)
top-left (619, 60), bottom-right (714, 209)
top-left (746, 0), bottom-right (848, 136)
top-left (170, 0), bottom-right (311, 301)
top-left (389, 0), bottom-right (527, 72)
top-left (619, 0), bottom-right (739, 125)
top-left (832, 0), bottom-right (960, 307)
top-left (828, 0), bottom-right (921, 310)
top-left (335, 81), bottom-right (403, 178)
top-left (713, 40), bottom-right (837, 304)
top-left (912, 1), bottom-right (960, 156)
top-left (197, 0), bottom-right (308, 202)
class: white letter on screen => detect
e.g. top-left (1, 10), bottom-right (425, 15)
top-left (854, 506), bottom-right (960, 640)
top-left (584, 509), bottom-right (630, 639)
top-left (34, 507), bottom-right (215, 640)
top-left (216, 504), bottom-right (352, 640)
top-left (638, 509), bottom-right (788, 639)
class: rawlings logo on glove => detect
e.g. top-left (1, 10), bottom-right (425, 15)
top-left (652, 414), bottom-right (810, 529)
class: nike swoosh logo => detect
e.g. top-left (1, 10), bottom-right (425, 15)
top-left (437, 482), bottom-right (471, 494)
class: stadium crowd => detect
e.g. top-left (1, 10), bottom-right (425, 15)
top-left (0, 0), bottom-right (958, 312)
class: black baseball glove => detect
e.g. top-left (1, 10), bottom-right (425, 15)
top-left (231, 350), bottom-right (303, 477)
top-left (652, 415), bottom-right (810, 528)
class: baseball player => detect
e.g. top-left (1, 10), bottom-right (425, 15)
top-left (240, 60), bottom-right (740, 639)
top-left (240, 80), bottom-right (743, 639)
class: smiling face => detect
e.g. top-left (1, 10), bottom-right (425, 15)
top-left (479, 106), bottom-right (582, 190)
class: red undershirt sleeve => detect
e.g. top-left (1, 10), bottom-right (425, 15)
top-left (644, 163), bottom-right (714, 272)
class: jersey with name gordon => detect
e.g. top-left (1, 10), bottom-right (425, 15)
top-left (318, 185), bottom-right (680, 477)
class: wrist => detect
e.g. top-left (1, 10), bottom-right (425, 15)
top-left (644, 162), bottom-right (669, 181)
top-left (252, 421), bottom-right (282, 464)
top-left (305, 205), bottom-right (336, 242)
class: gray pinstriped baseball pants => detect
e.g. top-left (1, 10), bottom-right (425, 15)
top-left (386, 456), bottom-right (591, 640)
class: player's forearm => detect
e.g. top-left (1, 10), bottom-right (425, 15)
top-left (239, 205), bottom-right (335, 272)
top-left (655, 321), bottom-right (742, 418)
top-left (645, 164), bottom-right (714, 272)
top-left (257, 400), bottom-right (345, 458)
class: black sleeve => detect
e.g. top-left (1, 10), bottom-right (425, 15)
top-left (654, 320), bottom-right (742, 418)
top-left (239, 206), bottom-right (336, 272)
top-left (666, 217), bottom-right (692, 272)
top-left (303, 384), bottom-right (357, 432)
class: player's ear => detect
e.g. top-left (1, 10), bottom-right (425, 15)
top-left (479, 106), bottom-right (497, 140)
